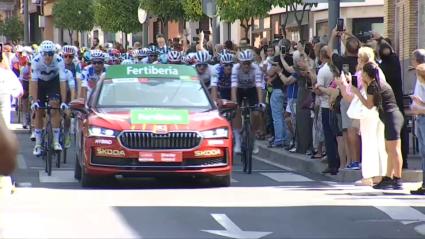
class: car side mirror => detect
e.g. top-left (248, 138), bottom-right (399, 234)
top-left (70, 98), bottom-right (88, 114)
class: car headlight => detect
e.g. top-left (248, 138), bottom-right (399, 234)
top-left (88, 127), bottom-right (118, 138)
top-left (200, 128), bottom-right (229, 138)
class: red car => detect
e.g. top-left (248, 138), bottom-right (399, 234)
top-left (70, 64), bottom-right (235, 187)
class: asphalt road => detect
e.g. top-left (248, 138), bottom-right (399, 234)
top-left (1, 127), bottom-right (425, 239)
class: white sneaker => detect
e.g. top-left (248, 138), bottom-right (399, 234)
top-left (33, 145), bottom-right (42, 156)
top-left (53, 142), bottom-right (63, 151)
top-left (252, 141), bottom-right (260, 154)
top-left (30, 131), bottom-right (36, 141)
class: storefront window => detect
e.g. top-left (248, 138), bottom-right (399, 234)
top-left (316, 21), bottom-right (328, 39)
top-left (352, 17), bottom-right (384, 43)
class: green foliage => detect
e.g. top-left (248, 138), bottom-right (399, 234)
top-left (53, 0), bottom-right (95, 32)
top-left (1, 16), bottom-right (23, 43)
top-left (139, 0), bottom-right (184, 22)
top-left (182, 0), bottom-right (203, 21)
top-left (217, 0), bottom-right (273, 23)
top-left (95, 0), bottom-right (141, 34)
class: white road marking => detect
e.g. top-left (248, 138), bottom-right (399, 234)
top-left (39, 170), bottom-right (78, 183)
top-left (202, 213), bottom-right (272, 239)
top-left (17, 154), bottom-right (27, 169)
top-left (261, 172), bottom-right (313, 182)
top-left (231, 178), bottom-right (238, 183)
top-left (16, 182), bottom-right (32, 187)
top-left (253, 155), bottom-right (294, 171)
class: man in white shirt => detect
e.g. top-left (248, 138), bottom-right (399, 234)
top-left (410, 49), bottom-right (425, 195)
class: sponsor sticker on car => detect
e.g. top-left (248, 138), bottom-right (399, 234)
top-left (138, 152), bottom-right (183, 162)
top-left (130, 108), bottom-right (189, 125)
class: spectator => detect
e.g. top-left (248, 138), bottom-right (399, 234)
top-left (91, 37), bottom-right (100, 50)
top-left (329, 27), bottom-right (362, 170)
top-left (410, 49), bottom-right (425, 195)
top-left (224, 40), bottom-right (235, 54)
top-left (377, 39), bottom-right (409, 169)
top-left (316, 46), bottom-right (340, 175)
top-left (352, 61), bottom-right (404, 190)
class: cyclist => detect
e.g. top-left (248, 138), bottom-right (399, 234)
top-left (211, 53), bottom-right (234, 101)
top-left (30, 40), bottom-right (68, 156)
top-left (167, 50), bottom-right (183, 65)
top-left (19, 47), bottom-right (33, 129)
top-left (134, 48), bottom-right (148, 64)
top-left (80, 50), bottom-right (107, 100)
top-left (141, 46), bottom-right (160, 64)
top-left (107, 48), bottom-right (121, 65)
top-left (193, 50), bottom-right (214, 88)
top-left (231, 49), bottom-right (265, 154)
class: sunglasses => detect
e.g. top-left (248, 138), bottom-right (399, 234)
top-left (224, 63), bottom-right (233, 67)
top-left (196, 63), bottom-right (208, 68)
top-left (92, 61), bottom-right (104, 65)
top-left (64, 55), bottom-right (74, 59)
top-left (43, 51), bottom-right (55, 57)
top-left (242, 61), bottom-right (251, 66)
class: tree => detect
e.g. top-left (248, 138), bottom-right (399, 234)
top-left (1, 16), bottom-right (23, 44)
top-left (53, 0), bottom-right (95, 44)
top-left (139, 0), bottom-right (184, 39)
top-left (95, 0), bottom-right (141, 48)
top-left (273, 0), bottom-right (317, 41)
top-left (181, 0), bottom-right (203, 22)
top-left (217, 0), bottom-right (273, 39)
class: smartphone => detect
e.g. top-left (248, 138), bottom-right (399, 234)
top-left (337, 18), bottom-right (344, 32)
top-left (280, 45), bottom-right (287, 54)
top-left (342, 64), bottom-right (350, 74)
top-left (0, 43), bottom-right (3, 62)
top-left (351, 75), bottom-right (358, 88)
top-left (196, 29), bottom-right (200, 35)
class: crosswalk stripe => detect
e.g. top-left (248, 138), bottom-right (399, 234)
top-left (38, 170), bottom-right (78, 183)
top-left (261, 172), bottom-right (314, 182)
top-left (253, 155), bottom-right (294, 171)
top-left (17, 154), bottom-right (27, 169)
top-left (231, 178), bottom-right (238, 183)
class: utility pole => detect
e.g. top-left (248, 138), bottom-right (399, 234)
top-left (23, 0), bottom-right (30, 45)
top-left (328, 0), bottom-right (340, 52)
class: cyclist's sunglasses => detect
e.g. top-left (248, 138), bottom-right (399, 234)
top-left (242, 61), bottom-right (251, 66)
top-left (92, 61), bottom-right (104, 65)
top-left (196, 63), bottom-right (208, 68)
top-left (43, 51), bottom-right (55, 57)
top-left (224, 63), bottom-right (233, 67)
top-left (64, 54), bottom-right (74, 59)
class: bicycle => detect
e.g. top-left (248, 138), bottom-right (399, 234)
top-left (239, 98), bottom-right (261, 174)
top-left (37, 101), bottom-right (62, 176)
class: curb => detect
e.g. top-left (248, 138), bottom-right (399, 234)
top-left (257, 141), bottom-right (423, 183)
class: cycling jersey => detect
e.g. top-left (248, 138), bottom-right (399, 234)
top-left (231, 63), bottom-right (263, 89)
top-left (31, 54), bottom-right (66, 82)
top-left (211, 65), bottom-right (231, 89)
top-left (65, 69), bottom-right (75, 91)
top-left (81, 64), bottom-right (107, 95)
top-left (65, 62), bottom-right (81, 91)
top-left (194, 64), bottom-right (215, 88)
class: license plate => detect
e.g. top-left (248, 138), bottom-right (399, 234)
top-left (138, 152), bottom-right (182, 163)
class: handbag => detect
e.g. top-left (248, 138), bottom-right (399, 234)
top-left (347, 94), bottom-right (375, 119)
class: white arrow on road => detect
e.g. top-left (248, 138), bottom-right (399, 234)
top-left (202, 213), bottom-right (272, 239)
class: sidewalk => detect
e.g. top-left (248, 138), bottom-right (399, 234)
top-left (256, 140), bottom-right (423, 183)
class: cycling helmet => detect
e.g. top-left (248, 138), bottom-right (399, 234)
top-left (194, 50), bottom-right (211, 64)
top-left (220, 53), bottom-right (234, 64)
top-left (167, 51), bottom-right (182, 63)
top-left (62, 45), bottom-right (76, 55)
top-left (23, 46), bottom-right (33, 54)
top-left (136, 48), bottom-right (147, 58)
top-left (121, 52), bottom-right (132, 61)
top-left (121, 59), bottom-right (133, 65)
top-left (91, 50), bottom-right (105, 61)
top-left (148, 45), bottom-right (159, 56)
top-left (15, 45), bottom-right (24, 52)
top-left (55, 44), bottom-right (62, 53)
top-left (238, 49), bottom-right (254, 62)
top-left (39, 40), bottom-right (55, 53)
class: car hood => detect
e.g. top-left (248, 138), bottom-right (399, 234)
top-left (88, 107), bottom-right (229, 131)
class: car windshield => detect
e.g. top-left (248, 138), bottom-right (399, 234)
top-left (97, 78), bottom-right (212, 109)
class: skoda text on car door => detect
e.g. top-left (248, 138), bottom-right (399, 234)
top-left (70, 64), bottom-right (233, 187)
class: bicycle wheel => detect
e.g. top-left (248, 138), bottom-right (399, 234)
top-left (56, 128), bottom-right (63, 168)
top-left (45, 122), bottom-right (53, 176)
top-left (240, 123), bottom-right (250, 173)
top-left (63, 126), bottom-right (68, 164)
top-left (246, 130), bottom-right (254, 174)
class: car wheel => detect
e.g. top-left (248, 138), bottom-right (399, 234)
top-left (74, 154), bottom-right (82, 180)
top-left (211, 174), bottom-right (231, 187)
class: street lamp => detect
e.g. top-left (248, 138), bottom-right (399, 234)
top-left (202, 0), bottom-right (220, 45)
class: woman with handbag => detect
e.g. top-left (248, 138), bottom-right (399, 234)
top-left (351, 61), bottom-right (404, 190)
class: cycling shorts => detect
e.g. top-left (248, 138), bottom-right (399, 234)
top-left (237, 87), bottom-right (258, 107)
top-left (37, 77), bottom-right (61, 106)
top-left (218, 88), bottom-right (231, 101)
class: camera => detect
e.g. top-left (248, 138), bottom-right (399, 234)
top-left (337, 18), bottom-right (344, 32)
top-left (280, 45), bottom-right (287, 55)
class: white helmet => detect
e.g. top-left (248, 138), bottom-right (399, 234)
top-left (15, 45), bottom-right (24, 52)
top-left (23, 46), bottom-right (33, 54)
top-left (91, 50), bottom-right (105, 61)
top-left (39, 40), bottom-right (56, 53)
top-left (238, 49), bottom-right (254, 62)
top-left (194, 50), bottom-right (211, 64)
top-left (167, 50), bottom-right (182, 63)
top-left (62, 45), bottom-right (76, 55)
top-left (220, 53), bottom-right (234, 64)
top-left (121, 59), bottom-right (133, 65)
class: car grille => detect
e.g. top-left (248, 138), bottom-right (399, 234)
top-left (90, 154), bottom-right (227, 169)
top-left (119, 131), bottom-right (202, 150)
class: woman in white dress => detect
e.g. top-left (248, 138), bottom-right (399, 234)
top-left (337, 47), bottom-right (387, 185)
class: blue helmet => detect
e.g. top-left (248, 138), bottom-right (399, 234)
top-left (194, 50), bottom-right (211, 64)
